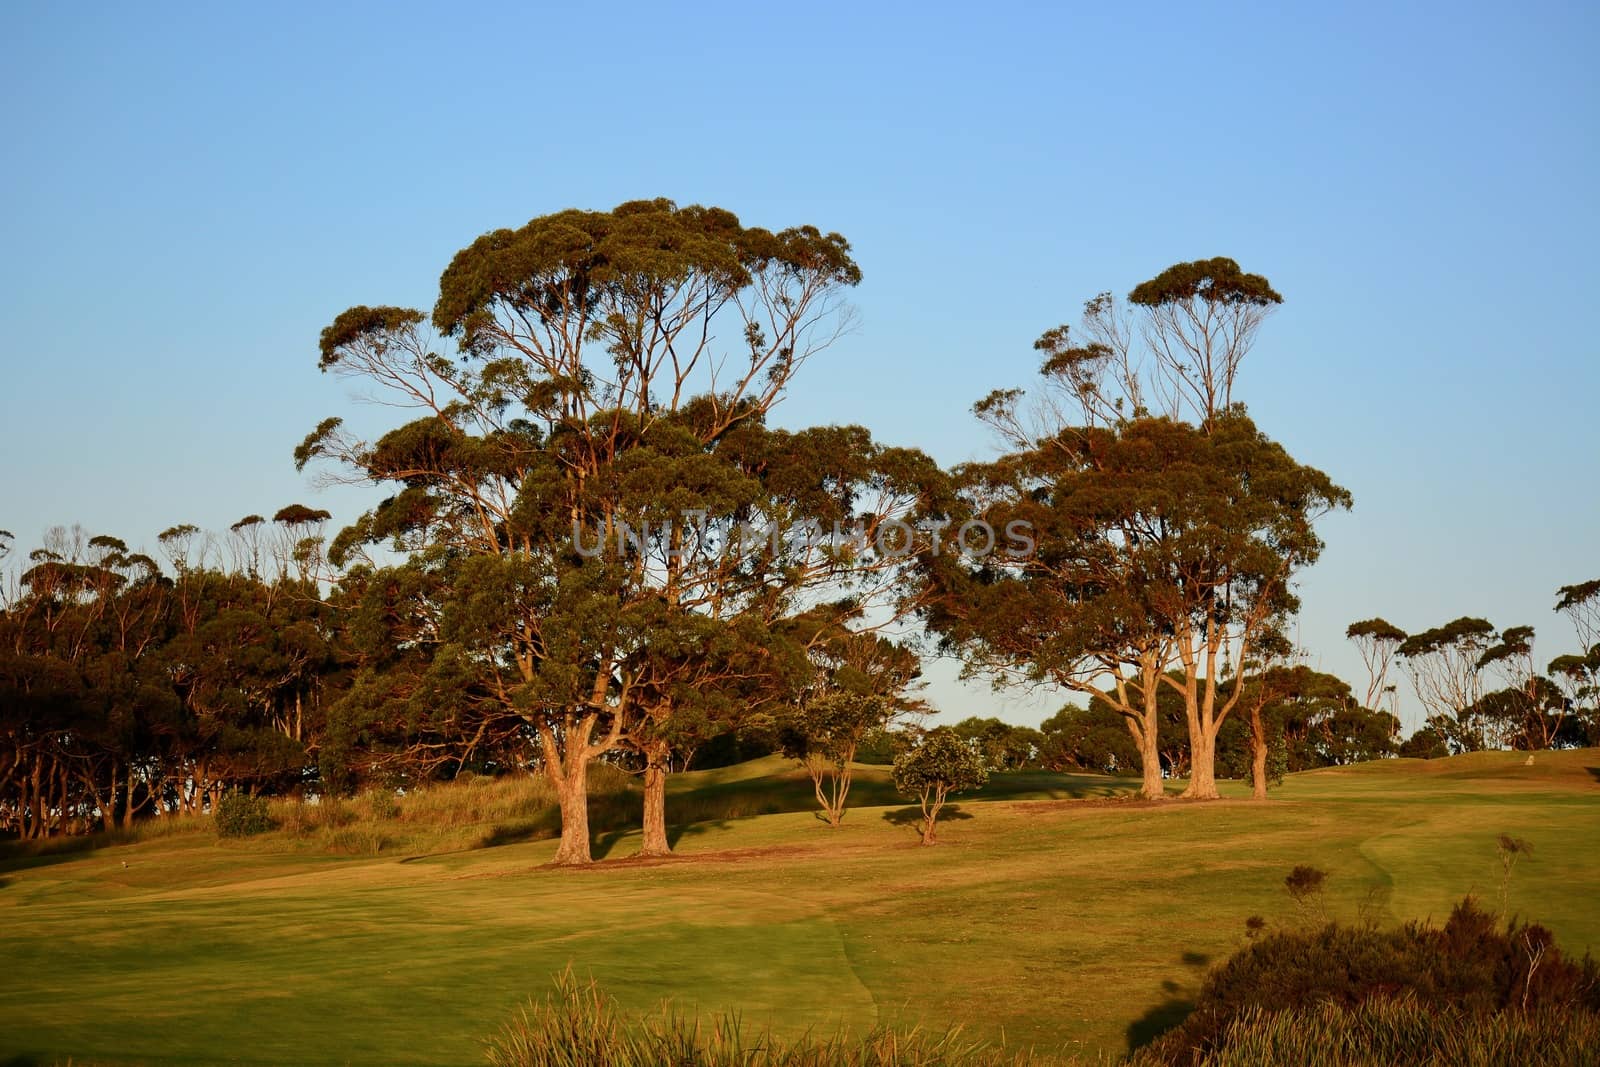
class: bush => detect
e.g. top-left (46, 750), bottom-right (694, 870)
top-left (1141, 897), bottom-right (1600, 1065)
top-left (214, 791), bottom-right (273, 838)
top-left (1137, 999), bottom-right (1600, 1066)
top-left (367, 789), bottom-right (400, 821)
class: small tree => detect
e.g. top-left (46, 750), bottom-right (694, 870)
top-left (892, 730), bottom-right (988, 845)
top-left (1495, 833), bottom-right (1534, 917)
top-left (778, 693), bottom-right (892, 828)
top-left (1284, 864), bottom-right (1329, 923)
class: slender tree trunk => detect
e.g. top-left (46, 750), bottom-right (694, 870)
top-left (1118, 681), bottom-right (1165, 800)
top-left (1136, 716), bottom-right (1164, 800)
top-left (1249, 709), bottom-right (1269, 801)
top-left (638, 738), bottom-right (672, 857)
top-left (920, 785), bottom-right (947, 845)
top-left (28, 752), bottom-right (44, 839)
top-left (99, 763), bottom-right (119, 833)
top-left (121, 764), bottom-right (138, 829)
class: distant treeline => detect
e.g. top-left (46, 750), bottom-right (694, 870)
top-left (0, 513), bottom-right (1440, 840)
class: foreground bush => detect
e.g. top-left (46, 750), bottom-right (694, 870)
top-left (1159, 998), bottom-right (1600, 1066)
top-left (486, 970), bottom-right (1042, 1067)
top-left (213, 791), bottom-right (272, 838)
top-left (1142, 897), bottom-right (1600, 1065)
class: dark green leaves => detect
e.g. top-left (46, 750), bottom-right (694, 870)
top-left (1129, 257), bottom-right (1283, 307)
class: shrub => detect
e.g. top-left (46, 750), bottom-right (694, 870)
top-left (325, 828), bottom-right (392, 855)
top-left (214, 791), bottom-right (273, 838)
top-left (1282, 865), bottom-right (1327, 922)
top-left (1141, 897), bottom-right (1600, 1065)
top-left (1135, 999), bottom-right (1600, 1066)
top-left (892, 729), bottom-right (989, 845)
top-left (367, 789), bottom-right (400, 821)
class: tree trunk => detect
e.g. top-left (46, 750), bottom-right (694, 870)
top-left (121, 763), bottom-right (139, 829)
top-left (1184, 726), bottom-right (1220, 799)
top-left (638, 738), bottom-right (672, 857)
top-left (1136, 716), bottom-right (1165, 800)
top-left (920, 786), bottom-right (947, 845)
top-left (1249, 709), bottom-right (1269, 801)
top-left (1117, 684), bottom-right (1165, 800)
top-left (550, 755), bottom-right (592, 866)
top-left (27, 752), bottom-right (44, 839)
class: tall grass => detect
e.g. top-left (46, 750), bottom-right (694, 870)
top-left (1159, 998), bottom-right (1600, 1067)
top-left (486, 974), bottom-right (1600, 1067)
top-left (260, 763), bottom-right (644, 855)
top-left (486, 969), bottom-right (1057, 1067)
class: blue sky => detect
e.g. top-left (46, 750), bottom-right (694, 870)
top-left (3, 1), bottom-right (1595, 730)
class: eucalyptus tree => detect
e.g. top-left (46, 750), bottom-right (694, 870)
top-left (1553, 579), bottom-right (1600, 736)
top-left (1471, 625), bottom-right (1569, 750)
top-left (1345, 617), bottom-right (1407, 713)
top-left (301, 199), bottom-right (928, 865)
top-left (924, 260), bottom-right (1344, 801)
top-left (1128, 257), bottom-right (1283, 423)
top-left (775, 617), bottom-right (921, 829)
top-left (923, 410), bottom-right (1350, 803)
top-left (1397, 617), bottom-right (1497, 752)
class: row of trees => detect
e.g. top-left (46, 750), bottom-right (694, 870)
top-left (0, 515), bottom-right (340, 838)
top-left (7, 200), bottom-right (1594, 859)
top-left (1346, 595), bottom-right (1600, 757)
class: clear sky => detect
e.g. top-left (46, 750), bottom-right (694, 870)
top-left (3, 1), bottom-right (1596, 731)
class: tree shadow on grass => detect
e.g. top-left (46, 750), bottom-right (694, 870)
top-left (1126, 994), bottom-right (1196, 1053)
top-left (587, 817), bottom-right (734, 861)
top-left (880, 804), bottom-right (974, 841)
top-left (476, 811), bottom-right (561, 850)
top-left (1125, 949), bottom-right (1215, 1053)
top-left (0, 835), bottom-right (122, 875)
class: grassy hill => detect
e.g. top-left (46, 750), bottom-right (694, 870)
top-left (2, 750), bottom-right (1596, 1065)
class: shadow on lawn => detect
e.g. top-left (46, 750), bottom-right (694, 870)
top-left (0, 834), bottom-right (123, 875)
top-left (880, 804), bottom-right (975, 840)
top-left (1586, 767), bottom-right (1600, 783)
top-left (588, 818), bottom-right (734, 861)
top-left (1124, 950), bottom-right (1214, 1053)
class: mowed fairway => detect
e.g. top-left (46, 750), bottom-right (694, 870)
top-left (2, 750), bottom-right (1597, 1065)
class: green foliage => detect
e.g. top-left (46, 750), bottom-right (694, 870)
top-left (917, 409), bottom-right (1350, 800)
top-left (779, 692), bottom-right (895, 827)
top-left (1127, 257), bottom-right (1282, 309)
top-left (949, 717), bottom-right (1044, 770)
top-left (893, 730), bottom-right (989, 844)
top-left (778, 694), bottom-right (892, 766)
top-left (1346, 617), bottom-right (1408, 645)
top-left (1399, 725), bottom-right (1450, 759)
top-left (214, 791), bottom-right (273, 838)
top-left (893, 731), bottom-right (990, 798)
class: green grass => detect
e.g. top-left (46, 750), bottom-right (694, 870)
top-left (1, 750), bottom-right (1596, 1065)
